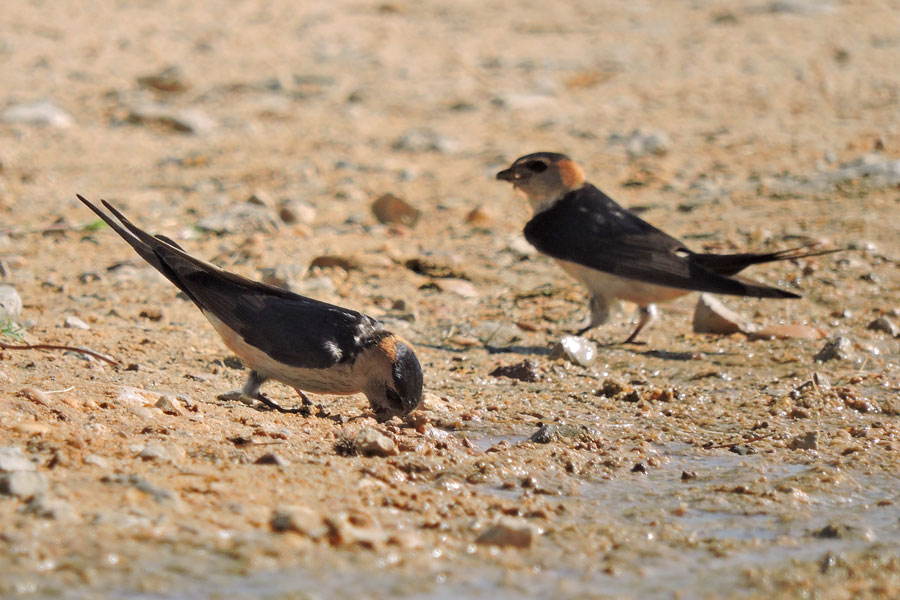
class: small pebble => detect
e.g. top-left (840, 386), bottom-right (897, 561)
top-left (137, 66), bottom-right (189, 94)
top-left (137, 443), bottom-right (185, 463)
top-left (549, 336), bottom-right (596, 367)
top-left (0, 284), bottom-right (23, 320)
top-left (246, 190), bottom-right (275, 208)
top-left (255, 452), bottom-right (290, 466)
top-left (83, 454), bottom-right (110, 469)
top-left (64, 315), bottom-right (90, 330)
top-left (325, 512), bottom-right (387, 549)
top-left (154, 395), bottom-right (185, 416)
top-left (126, 102), bottom-right (215, 135)
top-left (0, 470), bottom-right (48, 498)
top-left (814, 337), bottom-right (855, 362)
top-left (13, 423), bottom-right (51, 435)
top-left (476, 518), bottom-right (538, 548)
top-left (433, 278), bottom-right (479, 299)
top-left (279, 199), bottom-right (317, 224)
top-left (271, 505), bottom-right (327, 538)
top-left (354, 428), bottom-right (398, 457)
top-left (18, 387), bottom-right (50, 406)
top-left (309, 255), bottom-right (359, 271)
top-left (465, 206), bottom-right (493, 227)
top-left (489, 360), bottom-right (540, 383)
top-left (1, 99), bottom-right (72, 128)
top-left (789, 431), bottom-right (819, 450)
top-left (867, 316), bottom-right (899, 337)
top-left (0, 446), bottom-right (35, 472)
top-left (371, 193), bottom-right (420, 227)
top-left (693, 294), bottom-right (756, 335)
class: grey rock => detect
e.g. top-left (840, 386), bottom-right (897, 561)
top-left (0, 470), bottom-right (48, 498)
top-left (814, 336), bottom-right (855, 362)
top-left (64, 315), bottom-right (90, 330)
top-left (355, 428), bottom-right (398, 457)
top-left (0, 446), bottom-right (34, 472)
top-left (1, 99), bottom-right (73, 128)
top-left (867, 317), bottom-right (900, 337)
top-left (0, 284), bottom-right (22, 320)
top-left (550, 335), bottom-right (597, 367)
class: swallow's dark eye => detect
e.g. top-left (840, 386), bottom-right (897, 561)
top-left (526, 161), bottom-right (548, 173)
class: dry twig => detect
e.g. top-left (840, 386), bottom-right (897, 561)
top-left (0, 341), bottom-right (120, 367)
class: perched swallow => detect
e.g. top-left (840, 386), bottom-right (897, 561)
top-left (77, 195), bottom-right (423, 420)
top-left (496, 152), bottom-right (838, 343)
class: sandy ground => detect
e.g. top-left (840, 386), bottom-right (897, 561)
top-left (2, 0), bottom-right (900, 597)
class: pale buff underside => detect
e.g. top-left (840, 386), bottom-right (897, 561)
top-left (555, 259), bottom-right (689, 308)
top-left (202, 311), bottom-right (361, 395)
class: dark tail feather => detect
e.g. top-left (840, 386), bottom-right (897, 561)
top-left (692, 244), bottom-right (842, 277)
top-left (726, 275), bottom-right (800, 299)
top-left (76, 195), bottom-right (194, 298)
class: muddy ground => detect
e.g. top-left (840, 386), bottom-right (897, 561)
top-left (2, 0), bottom-right (900, 598)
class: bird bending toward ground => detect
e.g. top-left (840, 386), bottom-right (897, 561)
top-left (77, 195), bottom-right (423, 420)
top-left (496, 152), bottom-right (838, 343)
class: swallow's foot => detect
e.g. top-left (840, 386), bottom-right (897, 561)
top-left (217, 389), bottom-right (311, 415)
top-left (253, 392), bottom-right (312, 416)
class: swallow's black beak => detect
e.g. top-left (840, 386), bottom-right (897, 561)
top-left (496, 167), bottom-right (519, 182)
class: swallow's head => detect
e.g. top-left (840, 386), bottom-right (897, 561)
top-left (496, 152), bottom-right (586, 212)
top-left (359, 332), bottom-right (424, 420)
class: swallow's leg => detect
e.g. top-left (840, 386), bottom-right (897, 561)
top-left (220, 371), bottom-right (311, 415)
top-left (293, 388), bottom-right (314, 406)
top-left (575, 295), bottom-right (610, 337)
top-left (623, 304), bottom-right (658, 344)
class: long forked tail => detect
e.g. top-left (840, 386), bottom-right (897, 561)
top-left (76, 194), bottom-right (192, 297)
top-left (692, 243), bottom-right (843, 277)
